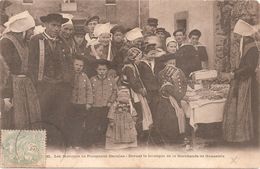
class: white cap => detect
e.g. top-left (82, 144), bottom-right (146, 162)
top-left (34, 25), bottom-right (46, 35)
top-left (4, 11), bottom-right (35, 33)
top-left (61, 13), bottom-right (73, 27)
top-left (166, 36), bottom-right (177, 46)
top-left (233, 19), bottom-right (257, 36)
top-left (93, 23), bottom-right (113, 37)
top-left (125, 27), bottom-right (143, 41)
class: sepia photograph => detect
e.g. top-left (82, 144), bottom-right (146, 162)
top-left (0, 0), bottom-right (260, 168)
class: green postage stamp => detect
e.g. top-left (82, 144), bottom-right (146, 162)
top-left (1, 130), bottom-right (46, 167)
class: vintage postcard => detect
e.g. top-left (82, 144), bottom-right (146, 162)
top-left (0, 0), bottom-right (260, 168)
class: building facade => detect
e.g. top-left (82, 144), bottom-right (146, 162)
top-left (5, 0), bottom-right (149, 29)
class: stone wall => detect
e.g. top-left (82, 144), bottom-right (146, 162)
top-left (5, 0), bottom-right (149, 29)
top-left (215, 0), bottom-right (259, 72)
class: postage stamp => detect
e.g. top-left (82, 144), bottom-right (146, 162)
top-left (1, 130), bottom-right (46, 168)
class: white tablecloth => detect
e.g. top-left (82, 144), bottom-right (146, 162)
top-left (181, 99), bottom-right (226, 130)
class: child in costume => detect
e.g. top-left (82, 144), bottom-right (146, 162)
top-left (67, 56), bottom-right (93, 148)
top-left (105, 85), bottom-right (138, 149)
top-left (88, 59), bottom-right (117, 147)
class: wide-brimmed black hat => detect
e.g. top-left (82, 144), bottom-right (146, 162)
top-left (40, 13), bottom-right (69, 24)
top-left (85, 15), bottom-right (100, 25)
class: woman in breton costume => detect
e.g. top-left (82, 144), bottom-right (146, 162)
top-left (86, 23), bottom-right (117, 78)
top-left (156, 54), bottom-right (187, 144)
top-left (0, 11), bottom-right (41, 129)
top-left (121, 47), bottom-right (153, 133)
top-left (222, 20), bottom-right (259, 144)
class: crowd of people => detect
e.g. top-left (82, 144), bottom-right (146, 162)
top-left (0, 10), bottom-right (259, 150)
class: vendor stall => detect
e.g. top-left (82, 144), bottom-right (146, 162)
top-left (181, 70), bottom-right (230, 146)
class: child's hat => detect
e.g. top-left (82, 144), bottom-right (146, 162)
top-left (94, 59), bottom-right (111, 68)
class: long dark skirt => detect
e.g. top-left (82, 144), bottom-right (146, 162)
top-left (4, 76), bottom-right (41, 129)
top-left (223, 78), bottom-right (254, 143)
top-left (155, 97), bottom-right (181, 144)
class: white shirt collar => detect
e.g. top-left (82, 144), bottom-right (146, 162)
top-left (43, 31), bottom-right (56, 41)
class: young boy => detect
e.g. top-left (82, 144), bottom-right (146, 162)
top-left (89, 59), bottom-right (117, 147)
top-left (66, 56), bottom-right (93, 149)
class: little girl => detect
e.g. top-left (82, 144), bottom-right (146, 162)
top-left (105, 85), bottom-right (138, 149)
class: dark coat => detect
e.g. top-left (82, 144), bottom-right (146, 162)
top-left (0, 32), bottom-right (28, 98)
top-left (28, 33), bottom-right (73, 85)
top-left (176, 44), bottom-right (202, 77)
top-left (137, 60), bottom-right (159, 91)
top-left (197, 45), bottom-right (208, 62)
top-left (121, 63), bottom-right (144, 94)
top-left (110, 41), bottom-right (125, 75)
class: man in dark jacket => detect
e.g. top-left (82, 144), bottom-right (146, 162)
top-left (28, 13), bottom-right (73, 147)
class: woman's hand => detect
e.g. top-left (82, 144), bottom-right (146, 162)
top-left (220, 72), bottom-right (234, 82)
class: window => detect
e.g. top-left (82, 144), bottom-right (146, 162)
top-left (174, 11), bottom-right (189, 33)
top-left (63, 0), bottom-right (75, 3)
top-left (105, 0), bottom-right (116, 5)
top-left (22, 0), bottom-right (33, 5)
top-left (176, 19), bottom-right (187, 31)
